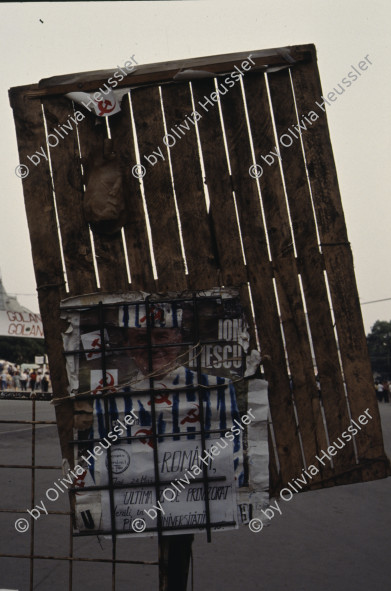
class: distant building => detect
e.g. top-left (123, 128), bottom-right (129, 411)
top-left (0, 275), bottom-right (27, 312)
top-left (0, 275), bottom-right (43, 339)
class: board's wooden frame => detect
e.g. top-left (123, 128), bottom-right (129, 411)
top-left (9, 42), bottom-right (389, 507)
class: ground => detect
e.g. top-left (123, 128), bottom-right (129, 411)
top-left (0, 400), bottom-right (390, 590)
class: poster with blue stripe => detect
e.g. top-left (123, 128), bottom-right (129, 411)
top-left (60, 289), bottom-right (270, 537)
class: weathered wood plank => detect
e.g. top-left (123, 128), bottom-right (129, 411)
top-left (191, 79), bottom-right (247, 287)
top-left (291, 48), bottom-right (390, 480)
top-left (131, 85), bottom-right (187, 292)
top-left (217, 76), bottom-right (304, 485)
top-left (189, 79), bottom-right (257, 381)
top-left (108, 95), bottom-right (156, 292)
top-left (161, 82), bottom-right (219, 290)
top-left (267, 424), bottom-right (281, 496)
top-left (267, 69), bottom-right (356, 475)
top-left (27, 46), bottom-right (312, 99)
top-left (42, 95), bottom-right (97, 295)
top-left (76, 107), bottom-right (129, 292)
top-left (9, 86), bottom-right (73, 466)
top-left (244, 72), bottom-right (330, 481)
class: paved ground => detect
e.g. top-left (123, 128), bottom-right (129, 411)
top-left (192, 402), bottom-right (391, 591)
top-left (0, 400), bottom-right (390, 590)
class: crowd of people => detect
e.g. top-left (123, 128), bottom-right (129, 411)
top-left (375, 379), bottom-right (390, 403)
top-left (0, 364), bottom-right (51, 393)
top-left (0, 360), bottom-right (388, 402)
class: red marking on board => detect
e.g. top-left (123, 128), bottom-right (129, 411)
top-left (74, 470), bottom-right (87, 495)
top-left (139, 305), bottom-right (164, 325)
top-left (147, 391), bottom-right (172, 407)
top-left (92, 372), bottom-right (116, 396)
top-left (180, 404), bottom-right (200, 425)
top-left (87, 336), bottom-right (102, 359)
top-left (97, 99), bottom-right (116, 115)
top-left (135, 428), bottom-right (154, 448)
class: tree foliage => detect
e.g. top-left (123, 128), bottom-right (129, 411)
top-left (366, 320), bottom-right (391, 378)
top-left (0, 337), bottom-right (46, 365)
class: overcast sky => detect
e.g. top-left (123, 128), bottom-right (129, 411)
top-left (1, 0), bottom-right (390, 334)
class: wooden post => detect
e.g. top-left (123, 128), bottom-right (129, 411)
top-left (159, 535), bottom-right (193, 591)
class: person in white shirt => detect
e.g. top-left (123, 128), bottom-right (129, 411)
top-left (376, 381), bottom-right (384, 402)
top-left (1, 371), bottom-right (8, 391)
top-left (20, 370), bottom-right (29, 391)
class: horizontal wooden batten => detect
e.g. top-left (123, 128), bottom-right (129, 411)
top-left (14, 46), bottom-right (313, 100)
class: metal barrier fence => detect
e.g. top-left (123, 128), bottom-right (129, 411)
top-left (0, 396), bottom-right (159, 591)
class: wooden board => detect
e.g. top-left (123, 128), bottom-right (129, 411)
top-left (244, 72), bottom-right (333, 482)
top-left (76, 107), bottom-right (129, 292)
top-left (266, 69), bottom-right (356, 478)
top-left (108, 96), bottom-right (156, 292)
top-left (41, 95), bottom-right (97, 295)
top-left (191, 79), bottom-right (247, 288)
top-left (291, 48), bottom-right (389, 481)
top-left (130, 85), bottom-right (187, 292)
top-left (9, 44), bottom-right (390, 503)
top-left (9, 87), bottom-right (73, 465)
top-left (161, 81), bottom-right (219, 290)
top-left (26, 45), bottom-right (313, 99)
top-left (217, 76), bottom-right (305, 484)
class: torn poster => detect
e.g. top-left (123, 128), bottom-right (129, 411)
top-left (60, 289), bottom-right (270, 537)
top-left (66, 90), bottom-right (122, 117)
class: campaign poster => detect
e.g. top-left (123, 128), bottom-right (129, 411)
top-left (60, 289), bottom-right (269, 537)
